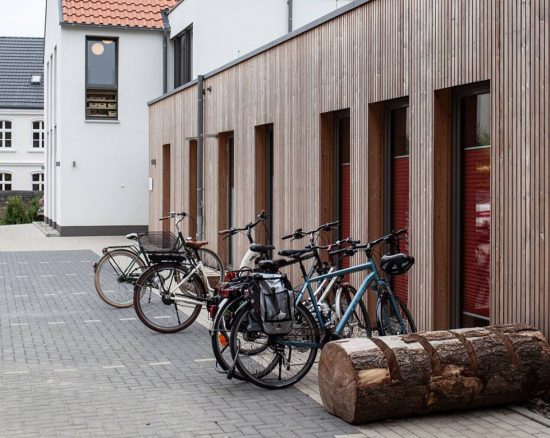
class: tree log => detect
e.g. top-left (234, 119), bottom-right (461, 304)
top-left (318, 324), bottom-right (550, 424)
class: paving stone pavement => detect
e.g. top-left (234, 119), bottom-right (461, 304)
top-left (0, 242), bottom-right (549, 436)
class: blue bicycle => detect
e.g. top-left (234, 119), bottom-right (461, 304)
top-left (228, 228), bottom-right (416, 389)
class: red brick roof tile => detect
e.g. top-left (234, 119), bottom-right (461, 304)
top-left (62, 0), bottom-right (176, 29)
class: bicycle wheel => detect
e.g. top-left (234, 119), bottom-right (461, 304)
top-left (336, 284), bottom-right (372, 338)
top-left (376, 288), bottom-right (416, 336)
top-left (133, 262), bottom-right (206, 333)
top-left (210, 296), bottom-right (247, 380)
top-left (196, 248), bottom-right (225, 288)
top-left (94, 249), bottom-right (146, 308)
top-left (230, 302), bottom-right (319, 390)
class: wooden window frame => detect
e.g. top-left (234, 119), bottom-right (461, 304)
top-left (451, 80), bottom-right (491, 328)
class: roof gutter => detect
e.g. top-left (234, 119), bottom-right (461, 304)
top-left (161, 9), bottom-right (171, 94)
top-left (196, 75), bottom-right (205, 240)
top-left (287, 0), bottom-right (293, 33)
top-left (59, 22), bottom-right (164, 32)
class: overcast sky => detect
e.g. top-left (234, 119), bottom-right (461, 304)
top-left (0, 0), bottom-right (46, 37)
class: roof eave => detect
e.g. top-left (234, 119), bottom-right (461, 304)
top-left (60, 21), bottom-right (164, 32)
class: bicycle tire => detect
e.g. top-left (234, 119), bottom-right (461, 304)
top-left (376, 288), bottom-right (416, 336)
top-left (94, 248), bottom-right (146, 308)
top-left (336, 284), bottom-right (372, 338)
top-left (230, 302), bottom-right (319, 390)
top-left (210, 296), bottom-right (247, 381)
top-left (133, 262), bottom-right (206, 333)
top-left (196, 248), bottom-right (225, 288)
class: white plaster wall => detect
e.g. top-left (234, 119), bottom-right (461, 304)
top-left (168, 0), bottom-right (354, 82)
top-left (44, 0), bottom-right (62, 224)
top-left (55, 27), bottom-right (163, 227)
top-left (169, 0), bottom-right (286, 79)
top-left (292, 0), bottom-right (354, 29)
top-left (0, 109), bottom-right (45, 191)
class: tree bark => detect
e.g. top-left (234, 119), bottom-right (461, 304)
top-left (318, 324), bottom-right (550, 424)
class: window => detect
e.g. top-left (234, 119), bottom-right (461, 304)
top-left (0, 173), bottom-right (12, 190)
top-left (31, 172), bottom-right (44, 191)
top-left (452, 83), bottom-right (491, 328)
top-left (32, 121), bottom-right (44, 148)
top-left (0, 121), bottom-right (12, 148)
top-left (384, 99), bottom-right (410, 305)
top-left (174, 25), bottom-right (193, 87)
top-left (86, 37), bottom-right (118, 119)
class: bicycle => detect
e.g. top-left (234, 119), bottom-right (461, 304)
top-left (228, 228), bottom-right (415, 389)
top-left (131, 212), bottom-right (225, 333)
top-left (216, 221), bottom-right (371, 380)
top-left (210, 211), bottom-right (276, 379)
top-left (93, 213), bottom-right (223, 309)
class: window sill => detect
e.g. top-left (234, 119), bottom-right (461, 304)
top-left (0, 149), bottom-right (16, 153)
top-left (27, 149), bottom-right (45, 153)
top-left (85, 119), bottom-right (120, 124)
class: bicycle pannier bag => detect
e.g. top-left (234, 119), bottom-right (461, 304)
top-left (250, 273), bottom-right (294, 335)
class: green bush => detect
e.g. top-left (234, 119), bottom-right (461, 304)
top-left (27, 196), bottom-right (41, 222)
top-left (1, 196), bottom-right (29, 225)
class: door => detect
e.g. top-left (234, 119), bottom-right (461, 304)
top-left (162, 144), bottom-right (171, 233)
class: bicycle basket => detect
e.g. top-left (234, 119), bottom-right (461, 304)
top-left (248, 273), bottom-right (294, 335)
top-left (380, 253), bottom-right (414, 275)
top-left (138, 232), bottom-right (180, 254)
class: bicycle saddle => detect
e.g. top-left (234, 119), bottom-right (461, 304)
top-left (187, 240), bottom-right (209, 249)
top-left (380, 253), bottom-right (415, 275)
top-left (278, 248), bottom-right (312, 258)
top-left (257, 258), bottom-right (288, 272)
top-left (125, 233), bottom-right (138, 241)
top-left (249, 244), bottom-right (274, 254)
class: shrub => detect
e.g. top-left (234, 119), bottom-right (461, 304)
top-left (1, 196), bottom-right (29, 225)
top-left (27, 196), bottom-right (41, 221)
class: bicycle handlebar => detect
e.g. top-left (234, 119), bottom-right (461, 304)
top-left (218, 211), bottom-right (269, 236)
top-left (159, 211), bottom-right (188, 221)
top-left (281, 221), bottom-right (340, 241)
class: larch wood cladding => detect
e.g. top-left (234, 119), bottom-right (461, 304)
top-left (148, 0), bottom-right (550, 337)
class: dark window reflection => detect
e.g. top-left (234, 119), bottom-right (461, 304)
top-left (461, 92), bottom-right (491, 326)
top-left (87, 39), bottom-right (116, 86)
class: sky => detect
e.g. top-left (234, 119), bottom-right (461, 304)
top-left (0, 0), bottom-right (46, 37)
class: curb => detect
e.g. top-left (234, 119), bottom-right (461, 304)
top-left (33, 221), bottom-right (60, 237)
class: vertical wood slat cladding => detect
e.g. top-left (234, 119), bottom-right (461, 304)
top-left (149, 0), bottom-right (550, 337)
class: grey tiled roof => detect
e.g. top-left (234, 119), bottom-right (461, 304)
top-left (0, 37), bottom-right (44, 109)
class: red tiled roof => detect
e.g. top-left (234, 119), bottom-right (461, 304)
top-left (61, 0), bottom-right (176, 29)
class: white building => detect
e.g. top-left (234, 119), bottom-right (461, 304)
top-left (166, 0), bottom-right (354, 90)
top-left (43, 0), bottom-right (174, 236)
top-left (43, 0), bottom-right (352, 235)
top-left (0, 37), bottom-right (45, 192)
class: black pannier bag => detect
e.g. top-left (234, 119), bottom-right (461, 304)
top-left (247, 273), bottom-right (295, 335)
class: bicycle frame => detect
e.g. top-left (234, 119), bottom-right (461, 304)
top-left (280, 257), bottom-right (408, 347)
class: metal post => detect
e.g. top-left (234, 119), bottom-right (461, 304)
top-left (196, 75), bottom-right (205, 240)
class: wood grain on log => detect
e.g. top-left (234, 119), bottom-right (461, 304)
top-left (318, 324), bottom-right (550, 424)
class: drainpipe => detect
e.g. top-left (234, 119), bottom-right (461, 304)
top-left (196, 75), bottom-right (205, 240)
top-left (161, 9), bottom-right (170, 94)
top-left (287, 0), bottom-right (293, 33)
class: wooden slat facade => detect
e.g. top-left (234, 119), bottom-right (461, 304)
top-left (149, 0), bottom-right (550, 336)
